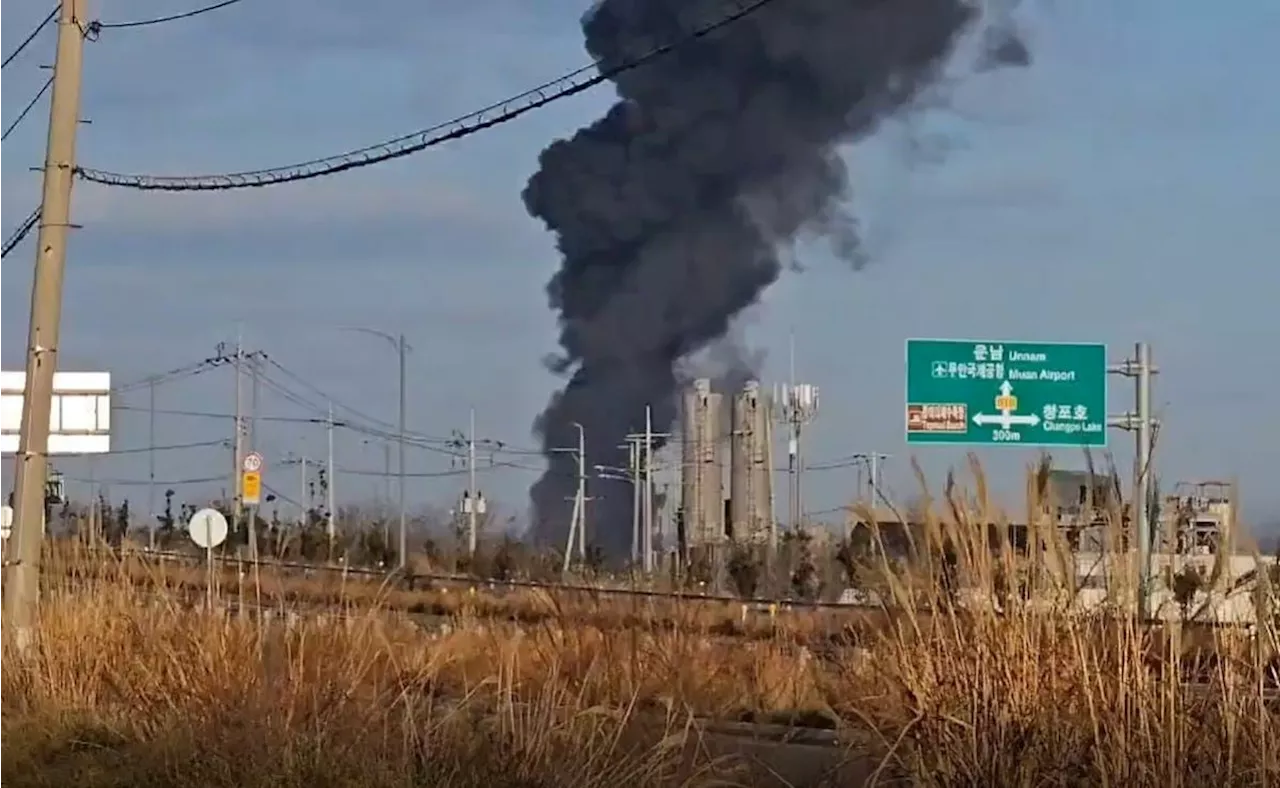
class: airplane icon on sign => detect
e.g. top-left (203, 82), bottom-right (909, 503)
top-left (931, 361), bottom-right (949, 378)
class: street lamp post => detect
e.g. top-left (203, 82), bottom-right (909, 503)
top-left (339, 326), bottom-right (410, 570)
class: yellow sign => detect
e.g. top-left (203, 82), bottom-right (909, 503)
top-left (995, 394), bottom-right (1018, 412)
top-left (242, 470), bottom-right (262, 506)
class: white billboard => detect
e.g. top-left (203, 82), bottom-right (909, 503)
top-left (1, 371), bottom-right (111, 455)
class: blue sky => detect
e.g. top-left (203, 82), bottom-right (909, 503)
top-left (3, 0), bottom-right (1278, 540)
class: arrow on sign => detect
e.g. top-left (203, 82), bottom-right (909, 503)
top-left (972, 379), bottom-right (1041, 430)
top-left (974, 412), bottom-right (1041, 428)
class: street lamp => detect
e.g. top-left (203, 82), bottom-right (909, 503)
top-left (338, 326), bottom-right (410, 570)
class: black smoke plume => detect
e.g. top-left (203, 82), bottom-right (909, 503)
top-left (522, 0), bottom-right (1028, 556)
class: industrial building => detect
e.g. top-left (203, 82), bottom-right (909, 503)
top-left (679, 377), bottom-right (782, 553)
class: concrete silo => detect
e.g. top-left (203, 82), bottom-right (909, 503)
top-left (729, 380), bottom-right (774, 544)
top-left (680, 378), bottom-right (725, 548)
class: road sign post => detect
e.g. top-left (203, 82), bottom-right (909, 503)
top-left (239, 451), bottom-right (264, 602)
top-left (241, 471), bottom-right (262, 506)
top-left (904, 338), bottom-right (1160, 621)
top-left (188, 507), bottom-right (228, 611)
top-left (905, 339), bottom-right (1108, 447)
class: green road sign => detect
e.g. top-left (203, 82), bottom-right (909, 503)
top-left (905, 339), bottom-right (1108, 447)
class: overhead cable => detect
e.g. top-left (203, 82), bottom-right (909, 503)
top-left (74, 0), bottom-right (780, 191)
top-left (258, 358), bottom-right (466, 450)
top-left (111, 356), bottom-right (228, 394)
top-left (114, 404), bottom-right (338, 425)
top-left (2, 76), bottom-right (53, 141)
top-left (2, 207), bottom-right (42, 259)
top-left (93, 0), bottom-right (249, 30)
top-left (337, 463), bottom-right (529, 479)
top-left (67, 474), bottom-right (226, 487)
top-left (97, 439), bottom-right (229, 456)
top-left (2, 6), bottom-right (57, 70)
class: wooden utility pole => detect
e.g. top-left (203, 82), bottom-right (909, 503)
top-left (3, 0), bottom-right (88, 650)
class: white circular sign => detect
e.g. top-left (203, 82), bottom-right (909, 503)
top-left (242, 452), bottom-right (263, 473)
top-left (1, 505), bottom-right (12, 541)
top-left (187, 507), bottom-right (228, 549)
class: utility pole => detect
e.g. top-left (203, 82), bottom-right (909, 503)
top-left (326, 403), bottom-right (336, 561)
top-left (629, 439), bottom-right (641, 565)
top-left (396, 333), bottom-right (407, 570)
top-left (245, 352), bottom-right (261, 570)
top-left (644, 407), bottom-right (654, 574)
top-left (299, 455), bottom-right (308, 526)
top-left (249, 351), bottom-right (260, 450)
top-left (381, 442), bottom-right (392, 545)
top-left (622, 407), bottom-right (670, 575)
top-left (576, 423), bottom-right (587, 558)
top-left (468, 407), bottom-right (478, 557)
top-left (852, 452), bottom-right (890, 506)
top-left (446, 415), bottom-right (504, 559)
top-left (231, 333), bottom-right (245, 535)
top-left (3, 0), bottom-right (88, 649)
top-left (148, 380), bottom-right (157, 550)
top-left (554, 422), bottom-right (589, 574)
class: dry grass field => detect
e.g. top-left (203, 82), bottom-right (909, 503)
top-left (5, 462), bottom-right (1279, 786)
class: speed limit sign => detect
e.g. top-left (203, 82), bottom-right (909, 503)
top-left (242, 451), bottom-right (263, 473)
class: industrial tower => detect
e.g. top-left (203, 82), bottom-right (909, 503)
top-left (729, 381), bottom-right (774, 545)
top-left (680, 378), bottom-right (725, 549)
top-left (776, 382), bottom-right (820, 534)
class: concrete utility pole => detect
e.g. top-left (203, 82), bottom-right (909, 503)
top-left (299, 455), bottom-right (308, 526)
top-left (468, 407), bottom-right (478, 557)
top-left (554, 422), bottom-right (590, 574)
top-left (644, 408), bottom-right (654, 573)
top-left (623, 407), bottom-right (670, 575)
top-left (249, 351), bottom-right (260, 451)
top-left (852, 452), bottom-right (890, 506)
top-left (326, 403), bottom-right (336, 561)
top-left (245, 352), bottom-right (261, 570)
top-left (3, 0), bottom-right (88, 649)
top-left (576, 423), bottom-right (587, 558)
top-left (396, 334), bottom-right (407, 568)
top-left (629, 439), bottom-right (641, 564)
top-left (231, 333), bottom-right (245, 535)
top-left (381, 442), bottom-right (392, 545)
top-left (148, 380), bottom-right (157, 550)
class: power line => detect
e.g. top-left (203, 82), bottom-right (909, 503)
top-left (3, 76), bottom-right (54, 141)
top-left (113, 403), bottom-right (335, 425)
top-left (1, 207), bottom-right (42, 259)
top-left (96, 439), bottom-right (228, 456)
top-left (64, 474), bottom-right (225, 487)
top-left (74, 0), bottom-right (779, 192)
top-left (255, 359), bottom-right (473, 452)
top-left (2, 6), bottom-right (57, 70)
top-left (92, 0), bottom-right (249, 30)
top-left (111, 356), bottom-right (228, 394)
top-left (338, 458), bottom-right (544, 478)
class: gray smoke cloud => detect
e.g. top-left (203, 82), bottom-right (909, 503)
top-left (522, 0), bottom-right (1030, 556)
